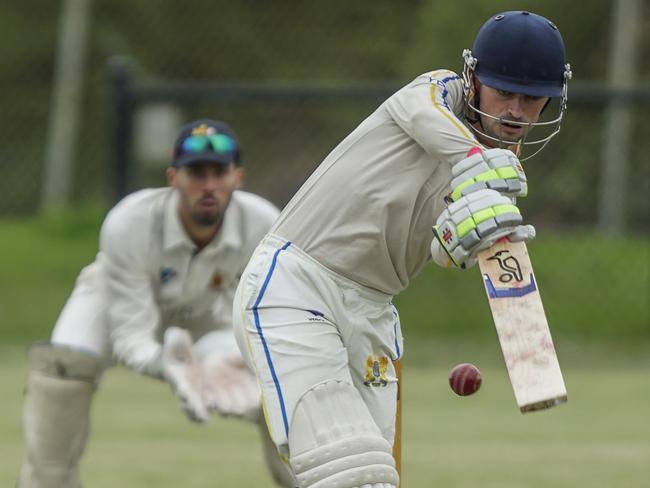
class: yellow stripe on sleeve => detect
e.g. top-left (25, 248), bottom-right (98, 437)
top-left (429, 81), bottom-right (476, 144)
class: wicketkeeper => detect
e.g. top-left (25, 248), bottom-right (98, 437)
top-left (17, 119), bottom-right (294, 487)
top-left (233, 11), bottom-right (571, 488)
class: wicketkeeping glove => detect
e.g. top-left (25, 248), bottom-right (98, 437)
top-left (431, 188), bottom-right (535, 269)
top-left (201, 353), bottom-right (261, 421)
top-left (161, 327), bottom-right (210, 423)
top-left (450, 148), bottom-right (527, 201)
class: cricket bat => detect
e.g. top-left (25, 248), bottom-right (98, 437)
top-left (478, 238), bottom-right (567, 413)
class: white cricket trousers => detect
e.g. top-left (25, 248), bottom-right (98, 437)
top-left (233, 234), bottom-right (404, 458)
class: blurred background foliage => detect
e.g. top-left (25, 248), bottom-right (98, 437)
top-left (0, 0), bottom-right (648, 341)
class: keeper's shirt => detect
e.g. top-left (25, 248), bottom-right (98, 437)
top-left (271, 70), bottom-right (483, 296)
top-left (95, 188), bottom-right (279, 375)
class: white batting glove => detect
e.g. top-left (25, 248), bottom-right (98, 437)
top-left (161, 327), bottom-right (210, 423)
top-left (201, 352), bottom-right (261, 421)
top-left (450, 148), bottom-right (527, 201)
top-left (431, 188), bottom-right (535, 269)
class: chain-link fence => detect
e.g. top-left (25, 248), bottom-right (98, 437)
top-left (3, 1), bottom-right (649, 223)
top-left (106, 63), bottom-right (650, 231)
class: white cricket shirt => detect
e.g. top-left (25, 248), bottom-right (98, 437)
top-left (271, 70), bottom-right (482, 296)
top-left (97, 188), bottom-right (279, 375)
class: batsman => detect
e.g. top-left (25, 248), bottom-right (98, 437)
top-left (17, 119), bottom-right (294, 487)
top-left (234, 11), bottom-right (572, 487)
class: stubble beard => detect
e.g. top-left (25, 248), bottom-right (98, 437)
top-left (479, 116), bottom-right (528, 149)
top-left (190, 193), bottom-right (232, 228)
top-left (190, 208), bottom-right (222, 227)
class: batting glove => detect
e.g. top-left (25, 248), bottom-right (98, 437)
top-left (450, 148), bottom-right (527, 201)
top-left (431, 188), bottom-right (535, 269)
top-left (161, 327), bottom-right (210, 423)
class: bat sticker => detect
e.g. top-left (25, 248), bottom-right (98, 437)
top-left (483, 249), bottom-right (537, 298)
top-left (483, 273), bottom-right (537, 299)
top-left (487, 250), bottom-right (523, 282)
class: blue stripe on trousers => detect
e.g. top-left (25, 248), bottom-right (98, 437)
top-left (252, 241), bottom-right (292, 436)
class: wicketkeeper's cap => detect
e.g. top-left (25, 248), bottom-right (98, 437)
top-left (172, 118), bottom-right (242, 167)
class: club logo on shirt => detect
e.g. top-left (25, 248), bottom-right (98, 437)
top-left (160, 267), bottom-right (177, 284)
top-left (363, 355), bottom-right (389, 387)
top-left (210, 272), bottom-right (224, 289)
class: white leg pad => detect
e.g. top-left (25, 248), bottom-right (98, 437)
top-left (289, 380), bottom-right (398, 488)
top-left (18, 344), bottom-right (101, 488)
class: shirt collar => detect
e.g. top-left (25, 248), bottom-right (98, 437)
top-left (163, 189), bottom-right (243, 253)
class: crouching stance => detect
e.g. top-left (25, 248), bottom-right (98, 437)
top-left (18, 119), bottom-right (293, 487)
top-left (234, 11), bottom-right (570, 487)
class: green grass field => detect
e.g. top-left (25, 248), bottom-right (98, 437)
top-left (1, 210), bottom-right (648, 487)
top-left (2, 342), bottom-right (649, 488)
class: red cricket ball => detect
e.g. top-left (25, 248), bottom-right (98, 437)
top-left (449, 363), bottom-right (482, 396)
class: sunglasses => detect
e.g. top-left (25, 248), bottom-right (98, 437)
top-left (176, 134), bottom-right (237, 158)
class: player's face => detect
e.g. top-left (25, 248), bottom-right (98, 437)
top-left (168, 162), bottom-right (243, 227)
top-left (475, 83), bottom-right (549, 147)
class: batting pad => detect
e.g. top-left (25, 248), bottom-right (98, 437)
top-left (289, 380), bottom-right (398, 488)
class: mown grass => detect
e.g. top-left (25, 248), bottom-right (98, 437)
top-left (1, 209), bottom-right (648, 486)
top-left (2, 343), bottom-right (649, 487)
top-left (0, 208), bottom-right (103, 343)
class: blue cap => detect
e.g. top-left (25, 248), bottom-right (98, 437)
top-left (472, 11), bottom-right (567, 97)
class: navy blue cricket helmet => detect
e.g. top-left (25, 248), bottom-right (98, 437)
top-left (461, 11), bottom-right (572, 159)
top-left (471, 11), bottom-right (568, 97)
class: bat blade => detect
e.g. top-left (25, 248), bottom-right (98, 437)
top-left (478, 239), bottom-right (567, 413)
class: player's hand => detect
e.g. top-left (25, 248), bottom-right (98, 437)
top-left (161, 327), bottom-right (210, 423)
top-left (201, 353), bottom-right (260, 421)
top-left (449, 148), bottom-right (527, 201)
top-left (431, 188), bottom-right (535, 269)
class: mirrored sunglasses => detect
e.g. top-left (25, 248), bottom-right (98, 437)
top-left (177, 134), bottom-right (237, 158)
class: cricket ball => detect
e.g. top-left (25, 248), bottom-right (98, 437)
top-left (449, 363), bottom-right (482, 396)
